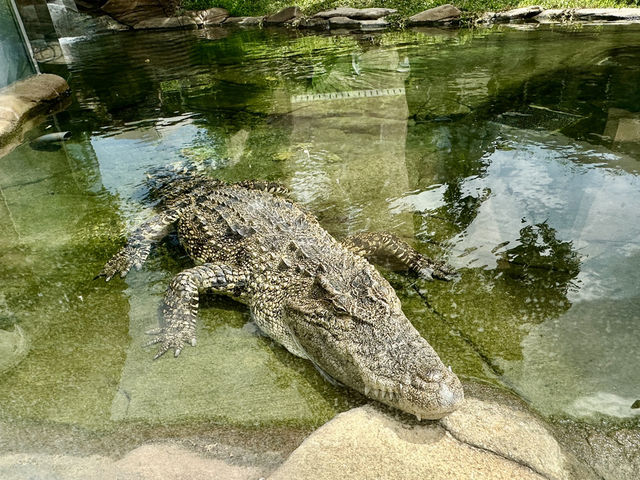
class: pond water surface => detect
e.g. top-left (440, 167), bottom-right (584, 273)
top-left (1, 24), bottom-right (639, 456)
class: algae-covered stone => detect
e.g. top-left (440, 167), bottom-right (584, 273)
top-left (110, 270), bottom-right (341, 427)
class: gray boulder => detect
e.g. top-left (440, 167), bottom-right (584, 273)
top-left (223, 16), bottom-right (264, 26)
top-left (572, 8), bottom-right (640, 21)
top-left (298, 17), bottom-right (329, 30)
top-left (264, 6), bottom-right (303, 24)
top-left (187, 8), bottom-right (229, 26)
top-left (328, 16), bottom-right (362, 29)
top-left (313, 7), bottom-right (397, 20)
top-left (407, 4), bottom-right (462, 25)
top-left (494, 6), bottom-right (544, 22)
top-left (359, 18), bottom-right (390, 30)
top-left (133, 16), bottom-right (198, 30)
top-left (101, 0), bottom-right (175, 27)
top-left (531, 9), bottom-right (568, 23)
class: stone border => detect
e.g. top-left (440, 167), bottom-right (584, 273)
top-left (87, 5), bottom-right (640, 33)
top-left (0, 74), bottom-right (70, 158)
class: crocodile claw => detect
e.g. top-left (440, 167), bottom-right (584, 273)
top-left (144, 323), bottom-right (196, 360)
top-left (99, 245), bottom-right (149, 281)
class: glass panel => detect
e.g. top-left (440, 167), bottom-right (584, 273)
top-left (0, 0), bottom-right (36, 88)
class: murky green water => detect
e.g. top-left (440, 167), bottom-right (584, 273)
top-left (1, 25), bottom-right (639, 455)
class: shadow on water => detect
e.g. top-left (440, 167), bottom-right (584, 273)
top-left (1, 25), bottom-right (639, 457)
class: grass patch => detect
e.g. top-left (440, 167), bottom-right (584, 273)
top-left (181, 0), bottom-right (640, 17)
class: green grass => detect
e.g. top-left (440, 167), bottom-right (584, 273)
top-left (181, 0), bottom-right (640, 17)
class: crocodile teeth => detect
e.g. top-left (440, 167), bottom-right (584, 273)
top-left (364, 385), bottom-right (370, 396)
top-left (415, 414), bottom-right (422, 421)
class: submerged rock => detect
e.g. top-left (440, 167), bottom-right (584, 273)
top-left (407, 5), bottom-right (462, 26)
top-left (0, 443), bottom-right (262, 480)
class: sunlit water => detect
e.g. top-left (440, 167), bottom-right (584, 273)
top-left (1, 25), bottom-right (639, 455)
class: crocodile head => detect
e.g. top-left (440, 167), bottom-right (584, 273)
top-left (286, 262), bottom-right (464, 420)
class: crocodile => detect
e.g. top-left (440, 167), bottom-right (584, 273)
top-left (100, 173), bottom-right (464, 419)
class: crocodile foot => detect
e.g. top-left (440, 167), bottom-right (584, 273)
top-left (144, 317), bottom-right (197, 360)
top-left (417, 258), bottom-right (458, 281)
top-left (98, 245), bottom-right (150, 281)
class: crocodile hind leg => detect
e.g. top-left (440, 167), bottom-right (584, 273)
top-left (99, 206), bottom-right (187, 281)
top-left (147, 263), bottom-right (248, 359)
top-left (342, 232), bottom-right (456, 281)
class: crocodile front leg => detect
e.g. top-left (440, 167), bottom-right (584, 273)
top-left (342, 232), bottom-right (456, 280)
top-left (147, 263), bottom-right (248, 359)
top-left (99, 207), bottom-right (186, 281)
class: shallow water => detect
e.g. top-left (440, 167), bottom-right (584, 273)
top-left (1, 24), bottom-right (639, 455)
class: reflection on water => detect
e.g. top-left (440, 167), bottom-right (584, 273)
top-left (1, 25), bottom-right (640, 454)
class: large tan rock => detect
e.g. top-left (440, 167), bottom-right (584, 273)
top-left (441, 398), bottom-right (568, 480)
top-left (0, 74), bottom-right (70, 149)
top-left (407, 5), bottom-right (461, 25)
top-left (268, 403), bottom-right (570, 480)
